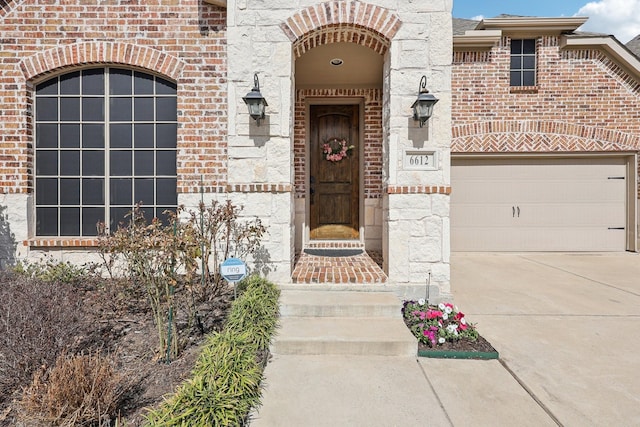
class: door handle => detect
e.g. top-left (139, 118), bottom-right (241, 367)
top-left (512, 206), bottom-right (515, 218)
top-left (310, 176), bottom-right (315, 205)
top-left (517, 206), bottom-right (520, 218)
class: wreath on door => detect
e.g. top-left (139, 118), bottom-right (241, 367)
top-left (322, 138), bottom-right (355, 162)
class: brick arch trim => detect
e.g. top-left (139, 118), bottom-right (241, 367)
top-left (0, 0), bottom-right (23, 19)
top-left (293, 24), bottom-right (390, 57)
top-left (452, 120), bottom-right (640, 153)
top-left (19, 41), bottom-right (186, 82)
top-left (281, 1), bottom-right (401, 57)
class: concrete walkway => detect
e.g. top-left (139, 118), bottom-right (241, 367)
top-left (251, 253), bottom-right (640, 426)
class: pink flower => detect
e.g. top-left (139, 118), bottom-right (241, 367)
top-left (423, 329), bottom-right (436, 346)
top-left (427, 310), bottom-right (443, 320)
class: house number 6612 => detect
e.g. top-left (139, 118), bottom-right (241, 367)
top-left (403, 150), bottom-right (437, 171)
top-left (409, 154), bottom-right (430, 166)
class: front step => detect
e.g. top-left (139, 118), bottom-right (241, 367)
top-left (272, 317), bottom-right (417, 356)
top-left (280, 290), bottom-right (402, 318)
top-left (273, 290), bottom-right (417, 357)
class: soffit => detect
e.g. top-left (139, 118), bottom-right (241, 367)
top-left (295, 42), bottom-right (383, 89)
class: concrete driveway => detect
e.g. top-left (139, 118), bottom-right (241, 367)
top-left (451, 253), bottom-right (640, 426)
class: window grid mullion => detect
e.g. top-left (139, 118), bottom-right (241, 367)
top-left (104, 67), bottom-right (111, 232)
top-left (79, 74), bottom-right (84, 236)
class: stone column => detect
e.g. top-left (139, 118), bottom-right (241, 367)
top-left (225, 0), bottom-right (296, 282)
top-left (383, 1), bottom-right (452, 299)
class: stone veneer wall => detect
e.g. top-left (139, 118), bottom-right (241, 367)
top-left (228, 0), bottom-right (453, 293)
top-left (0, 0), bottom-right (228, 265)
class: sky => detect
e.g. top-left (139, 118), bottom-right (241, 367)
top-left (452, 0), bottom-right (640, 43)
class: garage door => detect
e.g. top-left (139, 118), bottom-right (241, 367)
top-left (451, 157), bottom-right (629, 251)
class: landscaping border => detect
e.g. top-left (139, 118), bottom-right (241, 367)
top-left (417, 349), bottom-right (499, 360)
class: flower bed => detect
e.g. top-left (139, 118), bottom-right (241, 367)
top-left (402, 299), bottom-right (498, 360)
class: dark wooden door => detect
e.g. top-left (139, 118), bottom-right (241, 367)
top-left (310, 105), bottom-right (359, 239)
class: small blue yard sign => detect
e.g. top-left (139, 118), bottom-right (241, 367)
top-left (220, 257), bottom-right (247, 283)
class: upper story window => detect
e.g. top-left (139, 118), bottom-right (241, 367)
top-left (510, 39), bottom-right (536, 87)
top-left (35, 68), bottom-right (178, 237)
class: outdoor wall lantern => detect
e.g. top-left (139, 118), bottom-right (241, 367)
top-left (411, 75), bottom-right (439, 127)
top-left (242, 73), bottom-right (268, 126)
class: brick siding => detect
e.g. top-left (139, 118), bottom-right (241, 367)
top-left (0, 0), bottom-right (227, 195)
top-left (452, 36), bottom-right (640, 153)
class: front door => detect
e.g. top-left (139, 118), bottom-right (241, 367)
top-left (309, 104), bottom-right (359, 239)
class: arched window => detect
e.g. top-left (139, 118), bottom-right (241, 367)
top-left (35, 67), bottom-right (177, 236)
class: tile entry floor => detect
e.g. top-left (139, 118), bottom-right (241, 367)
top-left (291, 250), bottom-right (387, 284)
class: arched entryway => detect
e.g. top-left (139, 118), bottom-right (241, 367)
top-left (281, 2), bottom-right (400, 282)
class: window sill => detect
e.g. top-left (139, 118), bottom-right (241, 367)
top-left (510, 86), bottom-right (539, 94)
top-left (24, 238), bottom-right (100, 248)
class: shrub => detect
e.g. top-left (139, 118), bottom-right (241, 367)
top-left (14, 258), bottom-right (92, 286)
top-left (0, 273), bottom-right (87, 406)
top-left (98, 202), bottom-right (266, 362)
top-left (20, 352), bottom-right (137, 426)
top-left (144, 276), bottom-right (280, 426)
top-left (182, 200), bottom-right (266, 300)
top-left (225, 276), bottom-right (280, 351)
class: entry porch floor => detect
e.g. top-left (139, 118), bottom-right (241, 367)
top-left (291, 248), bottom-right (386, 284)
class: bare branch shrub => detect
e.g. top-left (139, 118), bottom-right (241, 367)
top-left (0, 272), bottom-right (87, 407)
top-left (20, 352), bottom-right (136, 426)
top-left (184, 200), bottom-right (266, 300)
top-left (98, 206), bottom-right (182, 361)
top-left (97, 201), bottom-right (267, 361)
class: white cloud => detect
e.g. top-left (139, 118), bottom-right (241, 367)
top-left (576, 0), bottom-right (640, 43)
top-left (470, 15), bottom-right (485, 22)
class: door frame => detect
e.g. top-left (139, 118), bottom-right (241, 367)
top-left (304, 98), bottom-right (365, 246)
top-left (450, 152), bottom-right (638, 252)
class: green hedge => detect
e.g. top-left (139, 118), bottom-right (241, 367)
top-left (144, 276), bottom-right (280, 426)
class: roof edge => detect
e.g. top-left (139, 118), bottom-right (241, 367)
top-left (561, 35), bottom-right (640, 82)
top-left (453, 30), bottom-right (502, 50)
top-left (478, 16), bottom-right (589, 34)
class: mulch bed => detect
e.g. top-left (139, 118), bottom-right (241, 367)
top-left (417, 334), bottom-right (497, 354)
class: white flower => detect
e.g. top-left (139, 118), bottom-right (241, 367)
top-left (418, 298), bottom-right (426, 306)
top-left (444, 306), bottom-right (453, 314)
top-left (438, 337), bottom-right (446, 344)
top-left (438, 303), bottom-right (445, 310)
top-left (454, 330), bottom-right (459, 336)
top-left (446, 324), bottom-right (458, 333)
top-left (442, 313), bottom-right (449, 320)
top-left (460, 318), bottom-right (467, 325)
